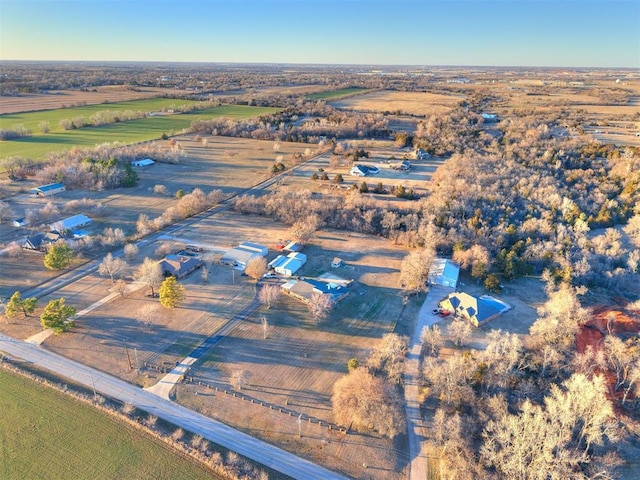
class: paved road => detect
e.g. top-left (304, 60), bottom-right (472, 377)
top-left (405, 285), bottom-right (453, 480)
top-left (0, 332), bottom-right (349, 480)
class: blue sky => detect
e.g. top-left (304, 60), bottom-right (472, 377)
top-left (1, 0), bottom-right (638, 67)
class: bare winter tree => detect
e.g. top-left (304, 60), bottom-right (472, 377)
top-left (124, 243), bottom-right (138, 260)
top-left (98, 253), bottom-right (128, 284)
top-left (399, 248), bottom-right (435, 296)
top-left (230, 369), bottom-right (249, 390)
top-left (114, 279), bottom-right (128, 298)
top-left (0, 201), bottom-right (13, 224)
top-left (308, 292), bottom-right (332, 323)
top-left (258, 284), bottom-right (280, 309)
top-left (332, 367), bottom-right (406, 438)
top-left (135, 303), bottom-right (159, 330)
top-left (135, 257), bottom-right (163, 297)
top-left (288, 214), bottom-right (322, 245)
top-left (201, 265), bottom-right (209, 284)
top-left (447, 318), bottom-right (473, 347)
top-left (260, 315), bottom-right (271, 339)
top-left (366, 333), bottom-right (408, 384)
top-left (245, 256), bottom-right (267, 280)
top-left (420, 324), bottom-right (443, 356)
top-left (423, 355), bottom-right (475, 407)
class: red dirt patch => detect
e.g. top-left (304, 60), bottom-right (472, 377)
top-left (576, 307), bottom-right (640, 408)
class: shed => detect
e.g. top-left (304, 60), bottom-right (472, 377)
top-left (275, 253), bottom-right (307, 277)
top-left (29, 182), bottom-right (66, 197)
top-left (12, 218), bottom-right (29, 228)
top-left (131, 158), bottom-right (155, 167)
top-left (283, 241), bottom-right (304, 253)
top-left (268, 255), bottom-right (288, 270)
top-left (331, 257), bottom-right (344, 268)
top-left (428, 258), bottom-right (460, 288)
top-left (220, 242), bottom-right (268, 270)
top-left (50, 214), bottom-right (92, 233)
top-left (238, 242), bottom-right (268, 256)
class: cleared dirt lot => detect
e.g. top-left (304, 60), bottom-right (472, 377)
top-left (330, 90), bottom-right (464, 116)
top-left (0, 85), bottom-right (186, 115)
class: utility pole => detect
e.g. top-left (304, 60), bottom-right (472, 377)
top-left (298, 414), bottom-right (302, 438)
top-left (133, 347), bottom-right (139, 370)
top-left (90, 374), bottom-right (97, 400)
top-left (123, 339), bottom-right (133, 370)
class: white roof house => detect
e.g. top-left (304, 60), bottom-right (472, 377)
top-left (428, 258), bottom-right (460, 288)
top-left (50, 214), bottom-right (93, 233)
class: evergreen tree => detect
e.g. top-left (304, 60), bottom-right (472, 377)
top-left (40, 298), bottom-right (76, 333)
top-left (44, 242), bottom-right (74, 270)
top-left (159, 276), bottom-right (185, 309)
top-left (4, 291), bottom-right (37, 318)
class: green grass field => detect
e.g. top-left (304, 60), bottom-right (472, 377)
top-left (307, 87), bottom-right (368, 100)
top-left (0, 369), bottom-right (217, 480)
top-left (0, 98), bottom-right (200, 133)
top-left (0, 104), bottom-right (279, 160)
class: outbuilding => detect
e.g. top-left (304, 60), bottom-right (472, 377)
top-left (131, 158), bottom-right (155, 167)
top-left (220, 242), bottom-right (268, 270)
top-left (274, 252), bottom-right (307, 277)
top-left (29, 182), bottom-right (66, 197)
top-left (12, 218), bottom-right (29, 228)
top-left (428, 258), bottom-right (460, 288)
top-left (50, 214), bottom-right (93, 234)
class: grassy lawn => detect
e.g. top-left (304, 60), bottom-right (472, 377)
top-left (0, 369), bottom-right (217, 480)
top-left (307, 87), bottom-right (368, 100)
top-left (0, 105), bottom-right (279, 160)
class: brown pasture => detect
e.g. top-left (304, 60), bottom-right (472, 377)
top-left (0, 134), bottom-right (315, 296)
top-left (330, 90), bottom-right (464, 116)
top-left (0, 85), bottom-right (187, 115)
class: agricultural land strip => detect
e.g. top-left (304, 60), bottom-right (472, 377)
top-left (0, 104), bottom-right (278, 160)
top-left (0, 368), bottom-right (217, 480)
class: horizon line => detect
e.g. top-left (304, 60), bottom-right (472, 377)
top-left (1, 59), bottom-right (638, 71)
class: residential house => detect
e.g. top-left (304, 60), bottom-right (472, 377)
top-left (22, 232), bottom-right (61, 252)
top-left (281, 278), bottom-right (349, 305)
top-left (160, 254), bottom-right (204, 279)
top-left (439, 292), bottom-right (510, 327)
top-left (350, 165), bottom-right (368, 177)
